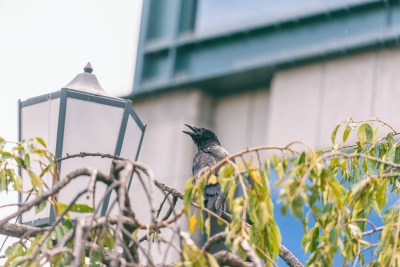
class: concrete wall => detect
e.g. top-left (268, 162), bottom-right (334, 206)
top-left (268, 47), bottom-right (400, 149)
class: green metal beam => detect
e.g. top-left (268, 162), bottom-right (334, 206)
top-left (128, 0), bottom-right (400, 99)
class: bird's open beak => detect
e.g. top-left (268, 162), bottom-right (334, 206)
top-left (183, 124), bottom-right (199, 136)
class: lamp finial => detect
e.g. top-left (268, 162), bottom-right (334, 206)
top-left (84, 62), bottom-right (93, 73)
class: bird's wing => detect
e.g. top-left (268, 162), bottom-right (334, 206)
top-left (196, 146), bottom-right (229, 216)
top-left (203, 145), bottom-right (229, 162)
top-left (192, 150), bottom-right (218, 177)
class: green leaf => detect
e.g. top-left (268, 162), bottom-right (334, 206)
top-left (55, 225), bottom-right (65, 242)
top-left (310, 227), bottom-right (319, 252)
top-left (0, 151), bottom-right (13, 160)
top-left (35, 200), bottom-right (47, 213)
top-left (69, 203), bottom-right (93, 213)
top-left (5, 243), bottom-right (22, 257)
top-left (206, 252), bottom-right (220, 267)
top-left (11, 171), bottom-right (22, 191)
top-left (387, 145), bottom-right (396, 163)
top-left (365, 159), bottom-right (375, 175)
top-left (29, 171), bottom-right (43, 188)
top-left (197, 211), bottom-right (204, 234)
top-left (131, 228), bottom-right (140, 238)
top-left (24, 154), bottom-right (30, 168)
top-left (35, 137), bottom-right (47, 148)
top-left (227, 183), bottom-right (237, 210)
top-left (0, 169), bottom-right (7, 191)
top-left (331, 124), bottom-right (341, 145)
top-left (353, 164), bottom-right (361, 184)
top-left (205, 216), bottom-right (211, 239)
top-left (281, 205), bottom-right (287, 217)
top-left (343, 127), bottom-right (351, 143)
top-left (290, 195), bottom-right (304, 220)
top-left (103, 229), bottom-right (115, 249)
top-left (372, 126), bottom-right (379, 145)
top-left (15, 157), bottom-right (25, 168)
top-left (387, 132), bottom-right (394, 146)
top-left (10, 255), bottom-right (30, 267)
top-left (266, 156), bottom-right (271, 178)
top-left (357, 124), bottom-right (365, 144)
top-left (183, 177), bottom-right (194, 218)
top-left (57, 202), bottom-right (70, 219)
top-left (329, 227), bottom-right (339, 249)
top-left (273, 154), bottom-right (279, 167)
top-left (365, 124), bottom-right (373, 142)
top-left (222, 164), bottom-right (235, 177)
top-left (395, 147), bottom-right (400, 164)
top-left (376, 179), bottom-right (387, 210)
top-left (90, 250), bottom-right (102, 264)
top-left (299, 152), bottom-right (306, 165)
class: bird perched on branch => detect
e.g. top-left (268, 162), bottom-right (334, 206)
top-left (183, 124), bottom-right (229, 216)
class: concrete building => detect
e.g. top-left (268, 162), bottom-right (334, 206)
top-left (124, 0), bottom-right (400, 264)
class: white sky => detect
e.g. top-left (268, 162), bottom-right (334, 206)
top-left (0, 0), bottom-right (143, 254)
top-left (0, 0), bottom-right (143, 141)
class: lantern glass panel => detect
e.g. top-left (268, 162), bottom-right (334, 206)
top-left (20, 98), bottom-right (60, 224)
top-left (121, 115), bottom-right (143, 159)
top-left (107, 115), bottom-right (143, 215)
top-left (58, 98), bottom-right (124, 219)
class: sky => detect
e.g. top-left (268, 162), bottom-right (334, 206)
top-left (0, 0), bottom-right (143, 255)
top-left (0, 0), bottom-right (142, 142)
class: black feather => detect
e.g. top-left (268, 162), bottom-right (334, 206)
top-left (183, 124), bottom-right (229, 216)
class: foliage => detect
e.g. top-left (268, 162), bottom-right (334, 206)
top-left (1, 118), bottom-right (400, 266)
top-left (183, 118), bottom-right (400, 266)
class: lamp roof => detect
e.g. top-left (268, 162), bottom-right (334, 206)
top-left (63, 63), bottom-right (111, 96)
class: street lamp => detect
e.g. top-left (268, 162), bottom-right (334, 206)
top-left (18, 63), bottom-right (146, 226)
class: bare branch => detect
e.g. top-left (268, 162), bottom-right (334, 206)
top-left (0, 168), bottom-right (112, 226)
top-left (0, 151), bottom-right (303, 267)
top-left (239, 239), bottom-right (262, 267)
top-left (202, 232), bottom-right (227, 252)
top-left (213, 250), bottom-right (253, 266)
top-left (279, 245), bottom-right (304, 267)
top-left (0, 222), bottom-right (48, 238)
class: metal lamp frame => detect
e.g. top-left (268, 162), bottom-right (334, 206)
top-left (18, 88), bottom-right (146, 226)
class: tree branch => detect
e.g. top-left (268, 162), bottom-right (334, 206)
top-left (279, 245), bottom-right (304, 267)
top-left (213, 250), bottom-right (253, 266)
top-left (0, 222), bottom-right (48, 238)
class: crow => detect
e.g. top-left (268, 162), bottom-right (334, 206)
top-left (183, 124), bottom-right (229, 216)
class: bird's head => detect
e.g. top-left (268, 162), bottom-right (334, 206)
top-left (183, 124), bottom-right (220, 150)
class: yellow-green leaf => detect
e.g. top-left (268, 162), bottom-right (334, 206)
top-left (357, 124), bottom-right (365, 144)
top-left (197, 212), bottom-right (204, 233)
top-left (29, 171), bottom-right (43, 187)
top-left (266, 156), bottom-right (271, 177)
top-left (372, 126), bottom-right (379, 145)
top-left (69, 203), bottom-right (93, 213)
top-left (343, 127), bottom-right (351, 143)
top-left (331, 124), bottom-right (341, 145)
top-left (57, 202), bottom-right (70, 219)
top-left (11, 172), bottom-right (22, 191)
top-left (206, 252), bottom-right (220, 267)
top-left (183, 177), bottom-right (194, 218)
top-left (205, 217), bottom-right (210, 238)
top-left (365, 124), bottom-right (373, 142)
top-left (35, 137), bottom-right (47, 148)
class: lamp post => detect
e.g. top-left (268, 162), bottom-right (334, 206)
top-left (18, 63), bottom-right (146, 226)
